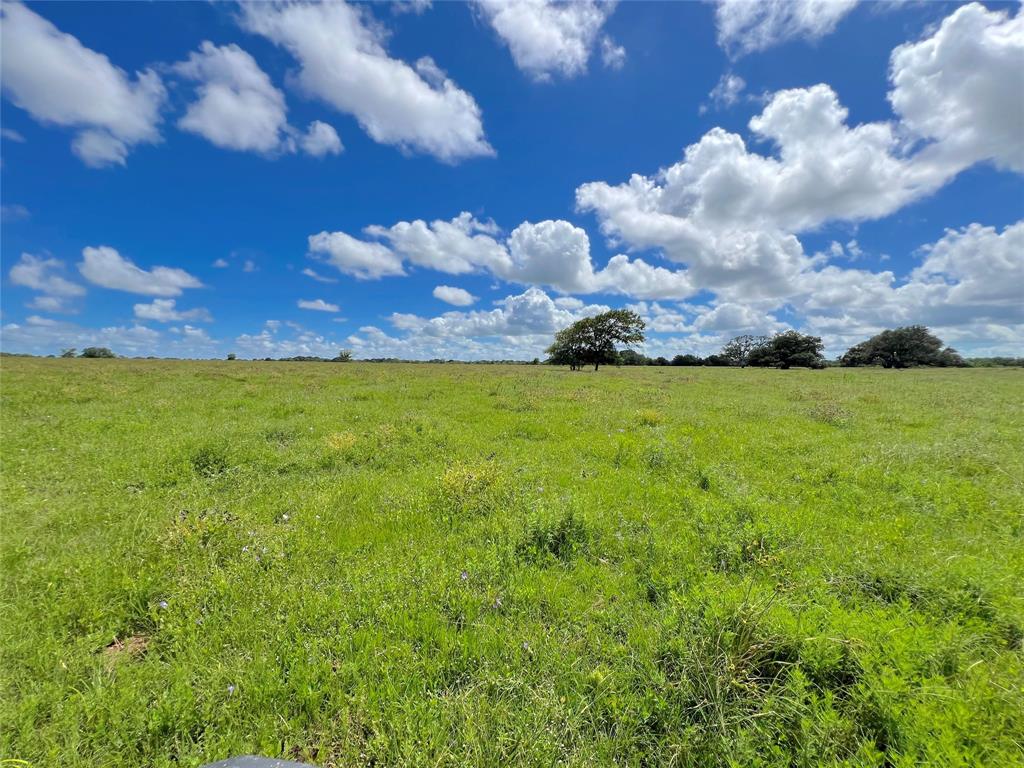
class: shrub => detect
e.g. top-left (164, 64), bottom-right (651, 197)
top-left (80, 347), bottom-right (115, 358)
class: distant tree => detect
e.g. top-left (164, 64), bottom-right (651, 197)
top-left (748, 331), bottom-right (825, 369)
top-left (720, 334), bottom-right (769, 367)
top-left (671, 354), bottom-right (703, 366)
top-left (617, 349), bottom-right (649, 366)
top-left (546, 325), bottom-right (589, 370)
top-left (840, 326), bottom-right (966, 368)
top-left (547, 310), bottom-right (645, 371)
top-left (652, 356), bottom-right (670, 366)
top-left (79, 347), bottom-right (115, 358)
top-left (61, 348), bottom-right (77, 358)
top-left (334, 349), bottom-right (353, 362)
top-left (226, 353), bottom-right (237, 361)
top-left (531, 357), bottom-right (540, 365)
top-left (703, 353), bottom-right (731, 367)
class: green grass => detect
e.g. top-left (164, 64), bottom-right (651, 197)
top-left (2, 359), bottom-right (1022, 767)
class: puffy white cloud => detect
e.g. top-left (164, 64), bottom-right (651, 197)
top-left (505, 219), bottom-right (595, 291)
top-left (310, 213), bottom-right (693, 299)
top-left (174, 41), bottom-right (291, 154)
top-left (241, 1), bottom-right (492, 162)
top-left (133, 298), bottom-right (212, 323)
top-left (889, 2), bottom-right (1024, 173)
top-left (212, 258), bottom-right (229, 268)
top-left (433, 285), bottom-right (477, 306)
top-left (299, 120), bottom-right (343, 157)
top-left (0, 2), bottom-right (165, 166)
top-left (714, 0), bottom-right (858, 57)
top-left (172, 41), bottom-right (343, 160)
top-left (387, 286), bottom-right (609, 338)
top-left (9, 253), bottom-right (86, 312)
top-left (910, 221), bottom-right (1023, 309)
top-left (298, 298), bottom-right (340, 312)
top-left (367, 212), bottom-right (511, 274)
top-left (78, 246), bottom-right (203, 296)
top-left (575, 82), bottom-right (972, 302)
top-left (476, 0), bottom-right (620, 80)
top-left (308, 230), bottom-right (406, 279)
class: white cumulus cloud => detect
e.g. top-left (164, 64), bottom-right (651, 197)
top-left (241, 1), bottom-right (492, 162)
top-left (714, 0), bottom-right (858, 58)
top-left (433, 285), bottom-right (477, 306)
top-left (133, 298), bottom-right (212, 323)
top-left (0, 2), bottom-right (166, 167)
top-left (298, 298), bottom-right (340, 312)
top-left (78, 246), bottom-right (203, 296)
top-left (477, 0), bottom-right (621, 80)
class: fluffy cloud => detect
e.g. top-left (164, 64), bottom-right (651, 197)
top-left (476, 0), bottom-right (621, 80)
top-left (367, 212), bottom-right (510, 274)
top-left (889, 2), bottom-right (1024, 173)
top-left (309, 213), bottom-right (693, 299)
top-left (433, 285), bottom-right (477, 306)
top-left (308, 231), bottom-right (407, 279)
top-left (388, 286), bottom-right (609, 339)
top-left (174, 41), bottom-right (292, 154)
top-left (909, 221), bottom-right (1023, 311)
top-left (173, 42), bottom-right (342, 158)
top-left (0, 2), bottom-right (165, 166)
top-left (8, 253), bottom-right (86, 312)
top-left (133, 298), bottom-right (212, 323)
top-left (299, 120), bottom-right (343, 157)
top-left (298, 298), bottom-right (340, 312)
top-left (575, 81), bottom-right (971, 303)
top-left (78, 246), bottom-right (203, 296)
top-left (714, 0), bottom-right (858, 57)
top-left (241, 1), bottom-right (492, 162)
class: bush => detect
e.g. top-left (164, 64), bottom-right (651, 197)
top-left (80, 347), bottom-right (115, 358)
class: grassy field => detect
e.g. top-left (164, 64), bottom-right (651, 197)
top-left (1, 359), bottom-right (1022, 767)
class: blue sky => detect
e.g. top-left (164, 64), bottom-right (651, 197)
top-left (2, 0), bottom-right (1022, 360)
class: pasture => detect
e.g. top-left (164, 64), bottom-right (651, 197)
top-left (1, 359), bottom-right (1022, 766)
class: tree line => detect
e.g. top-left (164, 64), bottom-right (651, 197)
top-left (547, 313), bottom-right (990, 370)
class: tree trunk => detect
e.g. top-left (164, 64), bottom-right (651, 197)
top-left (594, 362), bottom-right (600, 371)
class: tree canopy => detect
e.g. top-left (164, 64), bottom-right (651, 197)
top-left (840, 326), bottom-right (965, 368)
top-left (547, 310), bottom-right (645, 371)
top-left (747, 331), bottom-right (826, 369)
top-left (79, 347), bottom-right (116, 358)
top-left (720, 335), bottom-right (769, 367)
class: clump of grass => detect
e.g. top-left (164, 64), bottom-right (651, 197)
top-left (189, 444), bottom-right (230, 477)
top-left (636, 408), bottom-right (663, 427)
top-left (325, 431), bottom-right (358, 451)
top-left (517, 509), bottom-right (590, 564)
top-left (439, 459), bottom-right (510, 518)
top-left (808, 401), bottom-right (851, 426)
top-left (697, 508), bottom-right (784, 574)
